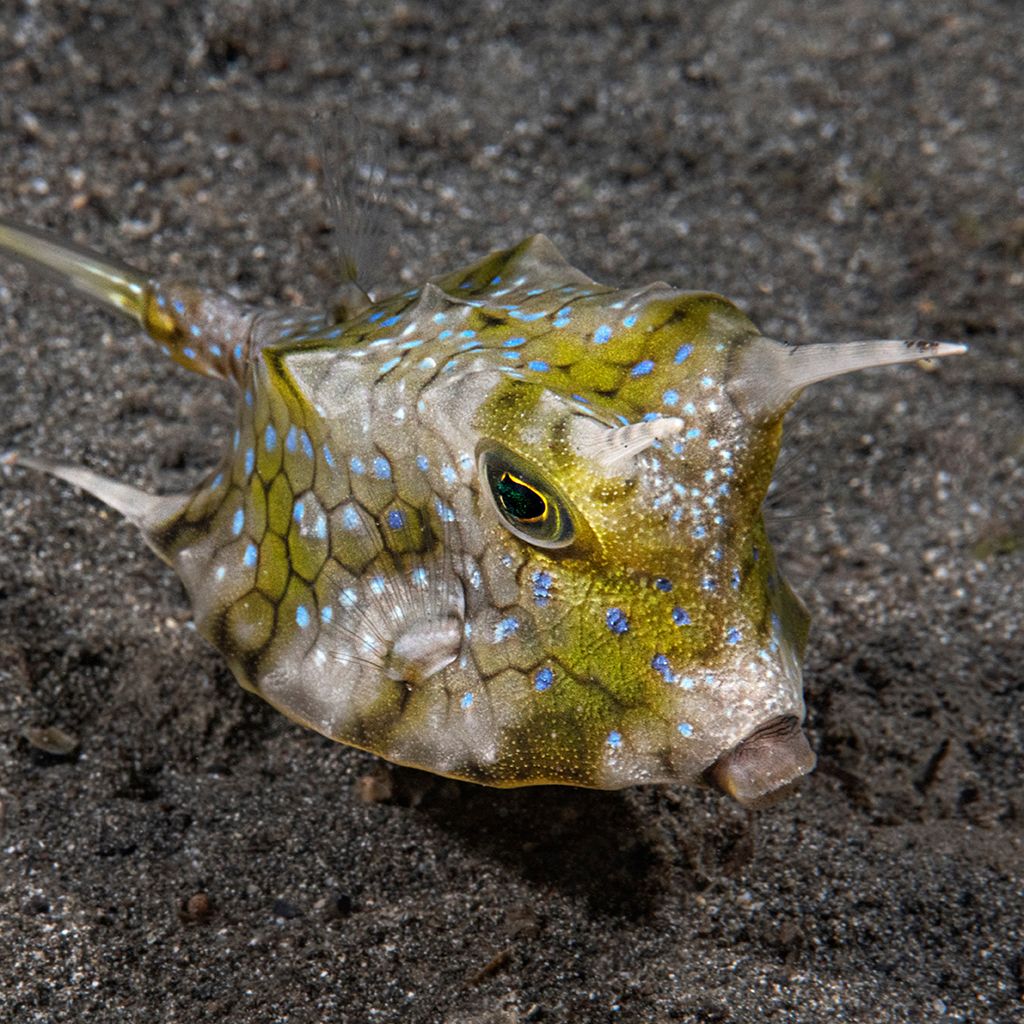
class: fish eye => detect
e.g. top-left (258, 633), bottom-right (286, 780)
top-left (478, 447), bottom-right (575, 549)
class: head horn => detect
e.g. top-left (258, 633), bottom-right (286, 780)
top-left (728, 336), bottom-right (967, 418)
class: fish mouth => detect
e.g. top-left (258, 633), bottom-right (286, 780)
top-left (704, 715), bottom-right (816, 806)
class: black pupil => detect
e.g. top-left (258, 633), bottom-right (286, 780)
top-left (496, 472), bottom-right (547, 522)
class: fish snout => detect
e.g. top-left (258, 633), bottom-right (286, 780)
top-left (704, 715), bottom-right (816, 806)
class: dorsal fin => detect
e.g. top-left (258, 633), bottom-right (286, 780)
top-left (316, 111), bottom-right (394, 322)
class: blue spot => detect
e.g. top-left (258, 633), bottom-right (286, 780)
top-left (726, 627), bottom-right (741, 645)
top-left (672, 607), bottom-right (691, 626)
top-left (663, 389), bottom-right (679, 406)
top-left (701, 377), bottom-right (713, 387)
top-left (243, 544), bottom-right (257, 567)
top-left (718, 483), bottom-right (730, 496)
top-left (293, 500), bottom-right (304, 522)
top-left (607, 731), bottom-right (622, 750)
top-left (368, 310), bottom-right (386, 323)
top-left (528, 360), bottom-right (549, 372)
top-left (732, 568), bottom-right (741, 589)
top-left (342, 507), bottom-right (361, 531)
top-left (490, 276), bottom-right (501, 284)
top-left (752, 545), bottom-right (760, 561)
top-left (157, 294), bottom-right (166, 307)
top-left (323, 445), bottom-right (334, 467)
top-left (433, 312), bottom-right (447, 323)
top-left (442, 466), bottom-right (457, 485)
top-left (381, 315), bottom-right (401, 327)
top-left (387, 509), bottom-right (406, 529)
top-left (190, 324), bottom-right (201, 337)
top-left (606, 607), bottom-right (629, 635)
top-left (442, 360), bottom-right (459, 373)
top-left (461, 693), bottom-right (473, 709)
top-left (693, 526), bottom-right (706, 539)
top-left (183, 347), bottom-right (196, 359)
top-left (631, 359), bottom-right (654, 377)
top-left (494, 617), bottom-right (519, 642)
top-left (313, 515), bottom-right (326, 539)
top-left (678, 723), bottom-right (693, 738)
top-left (686, 428), bottom-right (701, 439)
top-left (705, 470), bottom-right (715, 483)
top-left (503, 337), bottom-right (526, 347)
top-left (532, 571), bottom-right (552, 606)
top-left (210, 344), bottom-right (221, 356)
top-left (232, 508), bottom-right (244, 535)
top-left (594, 324), bottom-right (612, 344)
top-left (296, 606), bottom-right (310, 628)
top-left (459, 281), bottom-right (473, 289)
top-left (460, 330), bottom-right (476, 338)
top-left (713, 549), bottom-right (722, 561)
top-left (623, 315), bottom-right (638, 328)
top-left (417, 455), bottom-right (429, 472)
top-left (679, 678), bottom-right (695, 691)
top-left (553, 316), bottom-right (571, 328)
top-left (211, 474), bottom-right (223, 489)
top-left (438, 330), bottom-right (453, 340)
top-left (534, 668), bottom-right (553, 691)
top-left (300, 433), bottom-right (313, 459)
top-left (350, 457), bottom-right (364, 475)
top-left (234, 344), bottom-right (243, 360)
top-left (245, 449), bottom-right (255, 474)
top-left (655, 577), bottom-right (672, 592)
top-left (379, 356), bottom-right (401, 375)
top-left (675, 344), bottom-right (694, 363)
top-left (702, 578), bottom-right (715, 591)
top-left (373, 457), bottom-right (391, 480)
top-left (286, 427), bottom-right (297, 452)
top-left (321, 606), bottom-right (333, 623)
top-left (411, 568), bottom-right (427, 587)
top-left (265, 425), bottom-right (277, 451)
top-left (172, 299), bottom-right (185, 315)
top-left (651, 654), bottom-right (672, 681)
top-left (233, 430), bottom-right (240, 450)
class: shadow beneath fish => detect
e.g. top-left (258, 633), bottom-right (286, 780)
top-left (370, 765), bottom-right (665, 921)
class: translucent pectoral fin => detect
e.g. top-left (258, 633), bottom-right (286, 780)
top-left (3, 452), bottom-right (189, 564)
top-left (729, 336), bottom-right (968, 418)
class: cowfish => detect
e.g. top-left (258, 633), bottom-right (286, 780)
top-left (0, 209), bottom-right (965, 805)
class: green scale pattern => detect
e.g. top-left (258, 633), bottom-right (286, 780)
top-left (137, 236), bottom-right (809, 789)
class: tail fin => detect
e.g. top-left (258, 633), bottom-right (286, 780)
top-left (0, 216), bottom-right (258, 387)
top-left (0, 217), bottom-right (150, 324)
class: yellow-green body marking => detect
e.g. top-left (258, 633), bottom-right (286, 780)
top-left (0, 218), bottom-right (965, 802)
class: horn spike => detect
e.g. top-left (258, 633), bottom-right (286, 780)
top-left (729, 337), bottom-right (967, 417)
top-left (3, 451), bottom-right (188, 559)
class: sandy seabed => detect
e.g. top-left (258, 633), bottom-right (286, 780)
top-left (1, 2), bottom-right (1022, 1021)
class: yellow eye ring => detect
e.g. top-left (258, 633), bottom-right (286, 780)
top-left (495, 472), bottom-right (549, 524)
top-left (478, 446), bottom-right (575, 549)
